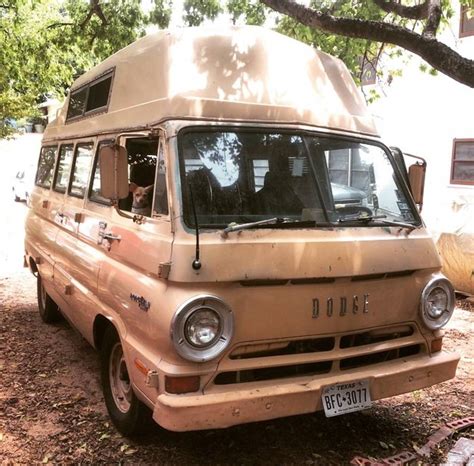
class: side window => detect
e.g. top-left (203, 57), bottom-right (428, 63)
top-left (35, 146), bottom-right (57, 188)
top-left (89, 140), bottom-right (113, 204)
top-left (53, 145), bottom-right (74, 192)
top-left (326, 149), bottom-right (372, 192)
top-left (66, 88), bottom-right (87, 120)
top-left (69, 143), bottom-right (94, 198)
top-left (121, 137), bottom-right (157, 216)
top-left (252, 159), bottom-right (269, 192)
top-left (86, 75), bottom-right (113, 112)
top-left (153, 141), bottom-right (169, 216)
top-left (327, 149), bottom-right (350, 185)
top-left (451, 139), bottom-right (474, 185)
top-left (460, 5), bottom-right (474, 38)
top-left (66, 69), bottom-right (114, 122)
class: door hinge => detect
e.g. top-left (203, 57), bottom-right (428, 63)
top-left (158, 261), bottom-right (171, 279)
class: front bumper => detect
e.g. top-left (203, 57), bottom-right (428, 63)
top-left (153, 351), bottom-right (459, 431)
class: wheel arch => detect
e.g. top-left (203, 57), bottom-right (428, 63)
top-left (93, 314), bottom-right (117, 351)
top-left (29, 257), bottom-right (39, 276)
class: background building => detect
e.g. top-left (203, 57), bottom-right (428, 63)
top-left (367, 1), bottom-right (474, 294)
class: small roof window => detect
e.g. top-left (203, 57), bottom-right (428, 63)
top-left (66, 69), bottom-right (114, 122)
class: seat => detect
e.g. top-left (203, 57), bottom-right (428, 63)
top-left (252, 169), bottom-right (303, 216)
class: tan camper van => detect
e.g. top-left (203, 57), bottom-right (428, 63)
top-left (25, 27), bottom-right (459, 435)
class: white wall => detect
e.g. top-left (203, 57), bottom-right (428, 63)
top-left (368, 2), bottom-right (474, 231)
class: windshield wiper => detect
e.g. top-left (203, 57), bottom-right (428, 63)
top-left (338, 214), bottom-right (417, 231)
top-left (221, 217), bottom-right (291, 237)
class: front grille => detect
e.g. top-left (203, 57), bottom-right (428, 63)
top-left (339, 344), bottom-right (421, 370)
top-left (213, 324), bottom-right (425, 386)
top-left (340, 326), bottom-right (414, 348)
top-left (215, 361), bottom-right (332, 385)
top-left (230, 336), bottom-right (335, 360)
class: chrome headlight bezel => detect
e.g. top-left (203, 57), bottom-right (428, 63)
top-left (171, 295), bottom-right (234, 362)
top-left (420, 275), bottom-right (455, 330)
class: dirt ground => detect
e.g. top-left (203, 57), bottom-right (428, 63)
top-left (0, 165), bottom-right (473, 464)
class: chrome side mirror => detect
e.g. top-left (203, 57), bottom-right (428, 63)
top-left (99, 145), bottom-right (129, 201)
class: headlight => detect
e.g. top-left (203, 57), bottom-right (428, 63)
top-left (171, 295), bottom-right (234, 362)
top-left (420, 276), bottom-right (455, 330)
top-left (185, 308), bottom-right (221, 347)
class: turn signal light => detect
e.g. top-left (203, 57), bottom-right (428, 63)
top-left (165, 375), bottom-right (200, 394)
top-left (134, 358), bottom-right (149, 376)
top-left (431, 337), bottom-right (443, 353)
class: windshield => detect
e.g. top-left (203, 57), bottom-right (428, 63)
top-left (178, 129), bottom-right (419, 229)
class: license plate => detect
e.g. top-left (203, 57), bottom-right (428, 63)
top-left (322, 379), bottom-right (372, 417)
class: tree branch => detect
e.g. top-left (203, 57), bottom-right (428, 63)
top-left (80, 0), bottom-right (108, 30)
top-left (423, 0), bottom-right (441, 38)
top-left (80, 8), bottom-right (94, 30)
top-left (260, 0), bottom-right (474, 87)
top-left (372, 0), bottom-right (429, 20)
top-left (47, 22), bottom-right (75, 29)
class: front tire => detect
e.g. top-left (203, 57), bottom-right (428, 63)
top-left (100, 327), bottom-right (152, 436)
top-left (37, 274), bottom-right (61, 323)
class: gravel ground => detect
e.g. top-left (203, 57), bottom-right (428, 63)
top-left (0, 148), bottom-right (472, 464)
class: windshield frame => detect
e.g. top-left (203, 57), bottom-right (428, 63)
top-left (176, 124), bottom-right (423, 231)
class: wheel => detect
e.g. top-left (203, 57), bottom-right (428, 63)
top-left (37, 274), bottom-right (61, 323)
top-left (100, 326), bottom-right (152, 436)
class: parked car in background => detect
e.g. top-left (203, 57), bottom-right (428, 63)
top-left (12, 164), bottom-right (35, 202)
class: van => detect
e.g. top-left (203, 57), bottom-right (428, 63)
top-left (25, 27), bottom-right (459, 435)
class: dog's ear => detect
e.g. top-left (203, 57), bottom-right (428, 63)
top-left (144, 184), bottom-right (154, 193)
top-left (129, 182), bottom-right (138, 193)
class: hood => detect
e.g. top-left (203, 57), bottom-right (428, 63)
top-left (169, 227), bottom-right (441, 283)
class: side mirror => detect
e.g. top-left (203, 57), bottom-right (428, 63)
top-left (408, 162), bottom-right (426, 210)
top-left (390, 147), bottom-right (427, 212)
top-left (99, 145), bottom-right (129, 201)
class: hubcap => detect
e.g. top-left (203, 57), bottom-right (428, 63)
top-left (109, 342), bottom-right (132, 413)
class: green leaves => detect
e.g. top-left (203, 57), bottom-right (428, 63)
top-left (183, 0), bottom-right (223, 26)
top-left (0, 0), bottom-right (173, 138)
top-left (227, 0), bottom-right (267, 25)
top-left (148, 0), bottom-right (173, 29)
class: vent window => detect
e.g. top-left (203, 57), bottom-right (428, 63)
top-left (66, 70), bottom-right (114, 122)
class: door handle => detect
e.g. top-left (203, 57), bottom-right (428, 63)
top-left (97, 221), bottom-right (120, 248)
top-left (97, 229), bottom-right (121, 247)
top-left (100, 232), bottom-right (121, 242)
top-left (56, 212), bottom-right (68, 225)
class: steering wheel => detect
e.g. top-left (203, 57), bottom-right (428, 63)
top-left (335, 205), bottom-right (373, 216)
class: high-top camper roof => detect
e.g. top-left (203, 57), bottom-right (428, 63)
top-left (44, 26), bottom-right (379, 140)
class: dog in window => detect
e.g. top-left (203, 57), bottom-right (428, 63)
top-left (129, 183), bottom-right (154, 216)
